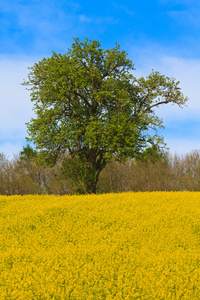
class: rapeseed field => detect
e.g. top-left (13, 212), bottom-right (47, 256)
top-left (1, 192), bottom-right (200, 299)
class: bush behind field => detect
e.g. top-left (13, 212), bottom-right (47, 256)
top-left (1, 151), bottom-right (200, 195)
top-left (1, 192), bottom-right (200, 299)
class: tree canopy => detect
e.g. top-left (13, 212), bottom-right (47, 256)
top-left (23, 38), bottom-right (188, 193)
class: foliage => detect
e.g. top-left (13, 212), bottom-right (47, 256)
top-left (1, 192), bottom-right (200, 299)
top-left (135, 144), bottom-right (169, 164)
top-left (61, 155), bottom-right (89, 194)
top-left (20, 144), bottom-right (37, 161)
top-left (23, 38), bottom-right (187, 193)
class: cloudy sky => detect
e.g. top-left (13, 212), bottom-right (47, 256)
top-left (1, 0), bottom-right (200, 158)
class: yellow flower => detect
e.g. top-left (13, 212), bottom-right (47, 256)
top-left (0, 192), bottom-right (200, 299)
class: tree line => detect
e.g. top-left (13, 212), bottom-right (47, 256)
top-left (0, 145), bottom-right (200, 195)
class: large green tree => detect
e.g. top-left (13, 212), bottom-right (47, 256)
top-left (23, 38), bottom-right (187, 194)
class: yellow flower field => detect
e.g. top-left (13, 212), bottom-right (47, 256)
top-left (0, 192), bottom-right (200, 299)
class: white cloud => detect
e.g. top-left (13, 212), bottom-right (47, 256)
top-left (0, 56), bottom-right (35, 156)
top-left (112, 3), bottom-right (134, 16)
top-left (158, 0), bottom-right (199, 5)
top-left (164, 137), bottom-right (200, 155)
top-left (78, 14), bottom-right (93, 23)
top-left (0, 1), bottom-right (77, 54)
top-left (0, 141), bottom-right (23, 159)
top-left (168, 9), bottom-right (200, 28)
top-left (78, 14), bottom-right (115, 25)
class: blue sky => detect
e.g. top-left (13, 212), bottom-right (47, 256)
top-left (1, 0), bottom-right (200, 158)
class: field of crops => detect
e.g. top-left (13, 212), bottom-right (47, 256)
top-left (1, 192), bottom-right (200, 299)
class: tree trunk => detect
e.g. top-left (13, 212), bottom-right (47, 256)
top-left (86, 180), bottom-right (97, 194)
top-left (85, 153), bottom-right (105, 194)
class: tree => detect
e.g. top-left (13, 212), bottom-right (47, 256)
top-left (0, 153), bottom-right (9, 194)
top-left (23, 38), bottom-right (188, 194)
top-left (20, 144), bottom-right (37, 161)
top-left (135, 144), bottom-right (169, 164)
